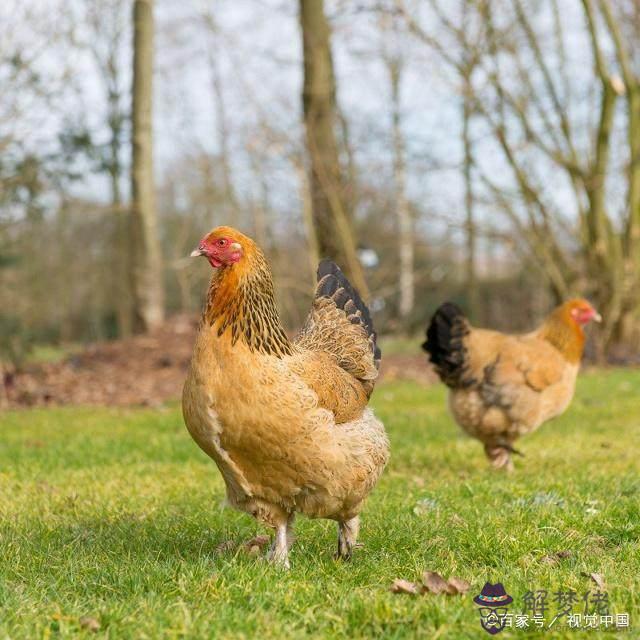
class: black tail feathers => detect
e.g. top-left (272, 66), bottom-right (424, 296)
top-left (422, 302), bottom-right (470, 387)
top-left (316, 259), bottom-right (381, 365)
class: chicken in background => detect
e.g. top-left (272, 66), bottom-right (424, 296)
top-left (182, 226), bottom-right (389, 568)
top-left (422, 300), bottom-right (601, 470)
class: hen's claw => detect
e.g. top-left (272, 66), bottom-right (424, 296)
top-left (486, 443), bottom-right (516, 472)
top-left (335, 516), bottom-right (360, 560)
top-left (267, 522), bottom-right (291, 570)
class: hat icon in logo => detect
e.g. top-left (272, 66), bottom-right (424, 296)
top-left (474, 583), bottom-right (513, 635)
top-left (474, 582), bottom-right (514, 607)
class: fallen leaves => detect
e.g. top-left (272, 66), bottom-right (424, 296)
top-left (446, 576), bottom-right (472, 595)
top-left (390, 579), bottom-right (420, 595)
top-left (243, 535), bottom-right (271, 556)
top-left (215, 535), bottom-right (272, 556)
top-left (78, 616), bottom-right (100, 633)
top-left (422, 571), bottom-right (450, 594)
top-left (541, 550), bottom-right (572, 565)
top-left (214, 540), bottom-right (236, 554)
top-left (582, 572), bottom-right (606, 590)
top-left (1, 317), bottom-right (436, 409)
top-left (390, 571), bottom-right (470, 597)
top-left (1, 316), bottom-right (198, 408)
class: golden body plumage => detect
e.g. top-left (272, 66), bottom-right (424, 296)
top-left (424, 299), bottom-right (599, 470)
top-left (182, 227), bottom-right (389, 567)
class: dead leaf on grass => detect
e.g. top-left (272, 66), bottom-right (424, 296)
top-left (541, 550), bottom-right (572, 565)
top-left (79, 616), bottom-right (100, 633)
top-left (216, 535), bottom-right (272, 556)
top-left (421, 571), bottom-right (470, 595)
top-left (214, 540), bottom-right (236, 554)
top-left (243, 535), bottom-right (270, 551)
top-left (582, 572), bottom-right (605, 590)
top-left (392, 573), bottom-right (470, 597)
top-left (242, 535), bottom-right (271, 555)
top-left (447, 576), bottom-right (471, 594)
top-left (390, 579), bottom-right (420, 595)
top-left (422, 571), bottom-right (451, 594)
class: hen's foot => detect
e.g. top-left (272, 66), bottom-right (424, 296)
top-left (334, 516), bottom-right (360, 561)
top-left (485, 443), bottom-right (518, 472)
top-left (266, 514), bottom-right (294, 570)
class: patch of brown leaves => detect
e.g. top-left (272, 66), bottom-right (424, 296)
top-left (78, 616), bottom-right (100, 633)
top-left (582, 572), bottom-right (606, 590)
top-left (215, 535), bottom-right (272, 557)
top-left (391, 571), bottom-right (471, 596)
top-left (1, 316), bottom-right (435, 408)
top-left (1, 315), bottom-right (197, 408)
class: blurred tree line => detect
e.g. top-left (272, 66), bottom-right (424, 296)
top-left (1, 0), bottom-right (639, 366)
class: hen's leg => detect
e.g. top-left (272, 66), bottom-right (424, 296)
top-left (335, 515), bottom-right (360, 560)
top-left (484, 443), bottom-right (514, 472)
top-left (286, 513), bottom-right (296, 551)
top-left (267, 512), bottom-right (294, 569)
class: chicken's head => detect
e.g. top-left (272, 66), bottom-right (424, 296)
top-left (190, 226), bottom-right (246, 268)
top-left (563, 299), bottom-right (602, 326)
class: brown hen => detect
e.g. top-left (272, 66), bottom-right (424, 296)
top-left (182, 226), bottom-right (389, 567)
top-left (423, 299), bottom-right (601, 470)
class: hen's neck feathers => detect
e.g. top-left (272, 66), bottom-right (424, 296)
top-left (537, 308), bottom-right (585, 364)
top-left (203, 244), bottom-right (293, 357)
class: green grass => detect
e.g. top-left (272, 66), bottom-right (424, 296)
top-left (1, 369), bottom-right (639, 639)
top-left (25, 343), bottom-right (82, 365)
top-left (378, 335), bottom-right (423, 356)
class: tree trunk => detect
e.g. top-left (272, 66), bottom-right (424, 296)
top-left (87, 0), bottom-right (132, 338)
top-left (294, 159), bottom-right (319, 283)
top-left (389, 57), bottom-right (414, 321)
top-left (108, 82), bottom-right (132, 338)
top-left (299, 0), bottom-right (368, 296)
top-left (130, 0), bottom-right (164, 333)
top-left (207, 37), bottom-right (238, 223)
top-left (462, 77), bottom-right (479, 321)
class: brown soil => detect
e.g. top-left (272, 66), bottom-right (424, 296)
top-left (1, 315), bottom-right (434, 409)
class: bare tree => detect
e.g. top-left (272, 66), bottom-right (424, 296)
top-left (395, 0), bottom-right (484, 319)
top-left (299, 0), bottom-right (368, 295)
top-left (86, 0), bottom-right (132, 336)
top-left (479, 0), bottom-right (640, 354)
top-left (461, 3), bottom-right (479, 321)
top-left (199, 7), bottom-right (239, 224)
top-left (380, 13), bottom-right (414, 321)
top-left (130, 0), bottom-right (164, 332)
top-left (399, 0), bottom-right (640, 356)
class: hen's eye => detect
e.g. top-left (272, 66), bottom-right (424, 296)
top-left (217, 239), bottom-right (227, 247)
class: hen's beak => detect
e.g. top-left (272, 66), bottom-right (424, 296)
top-left (593, 312), bottom-right (602, 323)
top-left (190, 248), bottom-right (205, 258)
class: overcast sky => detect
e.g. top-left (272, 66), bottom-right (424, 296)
top-left (4, 0), bottom-right (626, 261)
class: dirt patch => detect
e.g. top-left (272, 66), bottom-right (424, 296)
top-left (1, 315), bottom-right (196, 409)
top-left (1, 316), bottom-right (435, 409)
top-left (378, 354), bottom-right (438, 386)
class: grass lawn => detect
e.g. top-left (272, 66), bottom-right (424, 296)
top-left (1, 368), bottom-right (639, 639)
